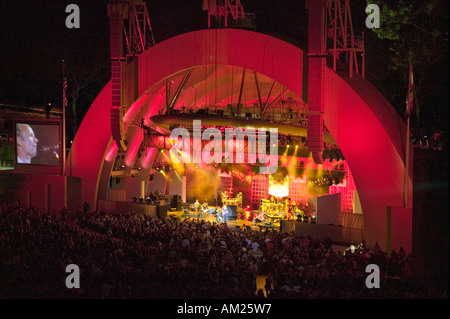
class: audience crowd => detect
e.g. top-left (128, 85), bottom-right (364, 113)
top-left (0, 201), bottom-right (447, 299)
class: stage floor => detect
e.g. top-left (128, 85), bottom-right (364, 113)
top-left (167, 208), bottom-right (279, 232)
top-left (167, 209), bottom-right (350, 252)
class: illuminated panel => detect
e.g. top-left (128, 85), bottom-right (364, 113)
top-left (268, 175), bottom-right (289, 198)
top-left (250, 175), bottom-right (268, 209)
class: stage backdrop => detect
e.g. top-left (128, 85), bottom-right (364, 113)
top-left (317, 193), bottom-right (341, 225)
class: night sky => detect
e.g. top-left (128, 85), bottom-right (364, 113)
top-left (0, 0), bottom-right (447, 135)
top-left (0, 0), bottom-right (349, 106)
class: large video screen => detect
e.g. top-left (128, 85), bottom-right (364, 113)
top-left (15, 121), bottom-right (61, 167)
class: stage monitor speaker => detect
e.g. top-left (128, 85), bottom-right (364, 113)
top-left (157, 205), bottom-right (167, 218)
top-left (171, 195), bottom-right (179, 208)
top-left (228, 205), bottom-right (238, 219)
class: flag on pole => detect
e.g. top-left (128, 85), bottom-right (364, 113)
top-left (406, 61), bottom-right (414, 116)
top-left (63, 76), bottom-right (68, 108)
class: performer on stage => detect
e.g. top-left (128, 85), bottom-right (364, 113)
top-left (287, 205), bottom-right (293, 220)
top-left (216, 209), bottom-right (223, 223)
top-left (201, 202), bottom-right (208, 218)
top-left (258, 211), bottom-right (265, 221)
top-left (243, 205), bottom-right (251, 221)
top-left (291, 200), bottom-right (297, 211)
top-left (193, 199), bottom-right (200, 212)
top-left (222, 205), bottom-right (229, 223)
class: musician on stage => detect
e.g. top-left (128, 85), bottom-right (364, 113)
top-left (200, 201), bottom-right (208, 218)
top-left (216, 209), bottom-right (223, 224)
top-left (244, 205), bottom-right (252, 221)
top-left (193, 199), bottom-right (200, 212)
top-left (287, 205), bottom-right (293, 220)
top-left (222, 205), bottom-right (229, 223)
top-left (291, 200), bottom-right (297, 211)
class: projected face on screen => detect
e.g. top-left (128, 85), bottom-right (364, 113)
top-left (15, 122), bottom-right (60, 166)
top-left (16, 124), bottom-right (38, 164)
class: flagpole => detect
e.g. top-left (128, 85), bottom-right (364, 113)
top-left (62, 59), bottom-right (68, 211)
top-left (403, 61), bottom-right (413, 209)
top-left (404, 112), bottom-right (410, 209)
top-left (62, 60), bottom-right (67, 177)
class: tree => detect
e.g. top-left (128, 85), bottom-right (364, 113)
top-left (65, 53), bottom-right (110, 139)
top-left (366, 0), bottom-right (449, 130)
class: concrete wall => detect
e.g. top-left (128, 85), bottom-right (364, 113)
top-left (387, 207), bottom-right (413, 254)
top-left (317, 193), bottom-right (341, 225)
top-left (0, 172), bottom-right (81, 213)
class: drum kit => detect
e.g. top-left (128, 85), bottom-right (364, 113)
top-left (260, 198), bottom-right (286, 214)
top-left (259, 197), bottom-right (304, 223)
top-left (189, 200), bottom-right (209, 218)
top-left (221, 191), bottom-right (242, 209)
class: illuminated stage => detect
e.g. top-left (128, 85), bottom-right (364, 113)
top-left (0, 1), bottom-right (414, 254)
top-left (94, 199), bottom-right (363, 245)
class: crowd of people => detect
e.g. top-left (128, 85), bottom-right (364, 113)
top-left (0, 201), bottom-right (447, 299)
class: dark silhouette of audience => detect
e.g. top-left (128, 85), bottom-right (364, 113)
top-left (0, 201), bottom-right (447, 299)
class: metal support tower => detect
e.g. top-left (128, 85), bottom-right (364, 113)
top-left (326, 0), bottom-right (365, 77)
top-left (108, 0), bottom-right (156, 152)
top-left (307, 0), bottom-right (327, 164)
top-left (306, 0), bottom-right (364, 164)
top-left (203, 0), bottom-right (245, 28)
top-left (124, 1), bottom-right (156, 56)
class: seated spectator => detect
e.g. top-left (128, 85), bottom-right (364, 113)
top-left (0, 200), bottom-right (446, 299)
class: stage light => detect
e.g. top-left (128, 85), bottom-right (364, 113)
top-left (295, 145), bottom-right (298, 148)
top-left (287, 145), bottom-right (290, 148)
top-left (160, 149), bottom-right (164, 153)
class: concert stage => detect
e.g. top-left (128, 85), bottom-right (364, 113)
top-left (81, 198), bottom-right (365, 249)
top-left (97, 200), bottom-right (360, 245)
